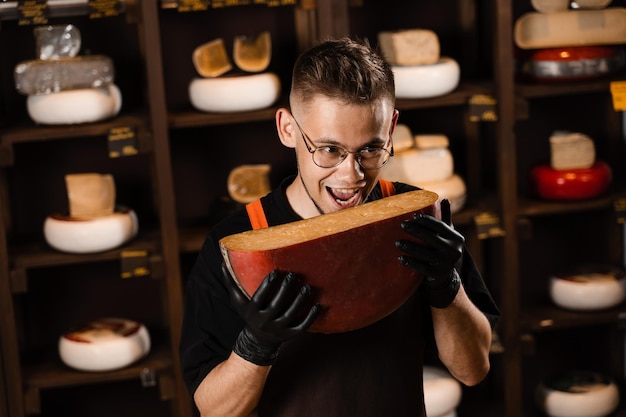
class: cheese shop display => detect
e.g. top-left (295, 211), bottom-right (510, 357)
top-left (220, 189), bottom-right (440, 333)
top-left (423, 366), bottom-right (462, 417)
top-left (189, 32), bottom-right (281, 113)
top-left (14, 24), bottom-right (122, 124)
top-left (549, 264), bottom-right (626, 311)
top-left (529, 131), bottom-right (612, 200)
top-left (43, 173), bottom-right (139, 254)
top-left (59, 318), bottom-right (151, 372)
top-left (514, 2), bottom-right (626, 82)
top-left (383, 125), bottom-right (466, 213)
top-left (378, 29), bottom-right (460, 99)
top-left (536, 370), bottom-right (619, 417)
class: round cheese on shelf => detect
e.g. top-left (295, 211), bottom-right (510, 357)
top-left (423, 366), bottom-right (462, 417)
top-left (518, 46), bottom-right (625, 82)
top-left (514, 8), bottom-right (626, 49)
top-left (44, 207), bottom-right (138, 254)
top-left (383, 147), bottom-right (454, 184)
top-left (59, 318), bottom-right (151, 372)
top-left (549, 266), bottom-right (626, 310)
top-left (27, 83), bottom-right (122, 125)
top-left (227, 164), bottom-right (271, 204)
top-left (392, 57), bottom-right (460, 99)
top-left (536, 370), bottom-right (619, 417)
top-left (529, 160), bottom-right (612, 200)
top-left (391, 124), bottom-right (414, 152)
top-left (189, 72), bottom-right (280, 113)
top-left (416, 174), bottom-right (467, 214)
top-left (531, 0), bottom-right (570, 13)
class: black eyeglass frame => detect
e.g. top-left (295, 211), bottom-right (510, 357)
top-left (290, 114), bottom-right (395, 170)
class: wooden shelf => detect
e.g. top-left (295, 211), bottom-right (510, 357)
top-left (515, 77), bottom-right (623, 99)
top-left (520, 303), bottom-right (626, 333)
top-left (517, 191), bottom-right (626, 218)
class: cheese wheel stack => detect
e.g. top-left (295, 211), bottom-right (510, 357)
top-left (530, 131), bottom-right (612, 200)
top-left (189, 32), bottom-right (281, 113)
top-left (43, 173), bottom-right (139, 254)
top-left (14, 24), bottom-right (122, 124)
top-left (515, 1), bottom-right (626, 81)
top-left (383, 124), bottom-right (466, 213)
top-left (378, 29), bottom-right (460, 99)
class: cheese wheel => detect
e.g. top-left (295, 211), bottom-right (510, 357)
top-left (529, 160), bottom-right (612, 200)
top-left (189, 72), bottom-right (280, 113)
top-left (572, 0), bottom-right (613, 9)
top-left (59, 318), bottom-right (151, 372)
top-left (518, 46), bottom-right (626, 82)
top-left (220, 189), bottom-right (440, 333)
top-left (44, 207), bottom-right (138, 254)
top-left (391, 124), bottom-right (414, 152)
top-left (514, 8), bottom-right (626, 49)
top-left (393, 58), bottom-right (460, 99)
top-left (423, 366), bottom-right (462, 417)
top-left (383, 147), bottom-right (454, 184)
top-left (416, 174), bottom-right (467, 214)
top-left (27, 84), bottom-right (122, 125)
top-left (536, 371), bottom-right (619, 417)
top-left (531, 0), bottom-right (570, 13)
top-left (550, 265), bottom-right (626, 310)
top-left (378, 29), bottom-right (440, 66)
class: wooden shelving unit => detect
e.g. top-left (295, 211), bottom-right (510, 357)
top-left (0, 1), bottom-right (624, 416)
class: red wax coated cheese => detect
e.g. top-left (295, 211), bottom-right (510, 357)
top-left (530, 160), bottom-right (612, 200)
top-left (220, 189), bottom-right (440, 333)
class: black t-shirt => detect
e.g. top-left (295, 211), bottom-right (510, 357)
top-left (179, 176), bottom-right (500, 417)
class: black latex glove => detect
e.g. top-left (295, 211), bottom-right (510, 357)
top-left (221, 263), bottom-right (320, 366)
top-left (396, 199), bottom-right (464, 308)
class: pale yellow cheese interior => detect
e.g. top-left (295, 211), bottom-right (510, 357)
top-left (221, 189), bottom-right (438, 251)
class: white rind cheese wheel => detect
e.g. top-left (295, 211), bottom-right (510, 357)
top-left (27, 84), bottom-right (122, 125)
top-left (514, 8), bottom-right (626, 49)
top-left (417, 174), bottom-right (467, 214)
top-left (549, 267), bottom-right (626, 310)
top-left (572, 0), bottom-right (613, 9)
top-left (423, 366), bottom-right (462, 417)
top-left (393, 58), bottom-right (460, 99)
top-left (59, 318), bottom-right (151, 372)
top-left (189, 72), bottom-right (280, 113)
top-left (44, 207), bottom-right (138, 254)
top-left (536, 371), bottom-right (619, 417)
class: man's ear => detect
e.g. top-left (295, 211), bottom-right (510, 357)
top-left (389, 108), bottom-right (400, 138)
top-left (276, 108), bottom-right (297, 148)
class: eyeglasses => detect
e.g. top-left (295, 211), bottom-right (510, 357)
top-left (291, 115), bottom-right (394, 170)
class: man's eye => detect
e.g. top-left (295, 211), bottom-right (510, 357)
top-left (360, 147), bottom-right (383, 155)
top-left (319, 146), bottom-right (343, 155)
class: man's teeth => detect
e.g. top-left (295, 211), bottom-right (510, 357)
top-left (330, 188), bottom-right (359, 205)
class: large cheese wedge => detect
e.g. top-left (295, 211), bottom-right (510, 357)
top-left (189, 72), bottom-right (280, 113)
top-left (378, 29), bottom-right (440, 66)
top-left (220, 189), bottom-right (440, 333)
top-left (536, 370), bottom-right (619, 417)
top-left (514, 8), bottom-right (626, 49)
top-left (59, 318), bottom-right (150, 372)
top-left (27, 84), bottom-right (122, 125)
top-left (393, 57), bottom-right (460, 99)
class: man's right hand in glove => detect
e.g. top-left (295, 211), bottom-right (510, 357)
top-left (221, 263), bottom-right (321, 366)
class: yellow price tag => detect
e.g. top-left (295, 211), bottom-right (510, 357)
top-left (610, 81), bottom-right (626, 111)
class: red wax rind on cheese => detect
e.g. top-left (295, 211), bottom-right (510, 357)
top-left (220, 189), bottom-right (440, 333)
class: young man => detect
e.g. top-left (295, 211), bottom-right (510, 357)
top-left (180, 37), bottom-right (499, 417)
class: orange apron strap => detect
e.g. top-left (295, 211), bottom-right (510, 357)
top-left (378, 179), bottom-right (396, 197)
top-left (246, 199), bottom-right (269, 230)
